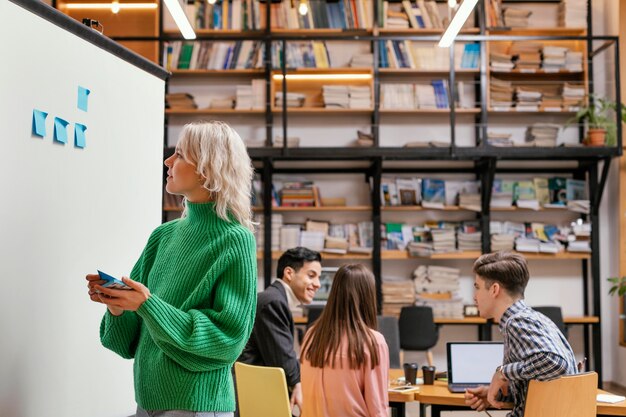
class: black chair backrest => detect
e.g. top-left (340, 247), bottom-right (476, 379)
top-left (377, 315), bottom-right (401, 369)
top-left (398, 306), bottom-right (439, 351)
top-left (305, 305), bottom-right (325, 330)
top-left (532, 306), bottom-right (568, 338)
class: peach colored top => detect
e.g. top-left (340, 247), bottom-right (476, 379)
top-left (300, 330), bottom-right (389, 417)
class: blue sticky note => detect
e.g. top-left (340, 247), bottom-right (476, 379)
top-left (78, 86), bottom-right (90, 112)
top-left (74, 123), bottom-right (87, 148)
top-left (53, 117), bottom-right (69, 144)
top-left (32, 109), bottom-right (48, 137)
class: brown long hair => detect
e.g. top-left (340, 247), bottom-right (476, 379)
top-left (300, 264), bottom-right (379, 369)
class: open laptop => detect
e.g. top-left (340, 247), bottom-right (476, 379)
top-left (447, 342), bottom-right (504, 393)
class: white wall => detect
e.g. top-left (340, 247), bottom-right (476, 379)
top-left (0, 2), bottom-right (164, 417)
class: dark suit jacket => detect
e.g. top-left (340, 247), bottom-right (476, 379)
top-left (238, 280), bottom-right (299, 387)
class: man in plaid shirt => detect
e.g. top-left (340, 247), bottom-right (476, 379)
top-left (464, 251), bottom-right (577, 417)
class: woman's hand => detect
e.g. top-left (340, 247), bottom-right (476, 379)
top-left (87, 274), bottom-right (150, 315)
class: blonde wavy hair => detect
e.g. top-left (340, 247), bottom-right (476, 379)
top-left (177, 121), bottom-right (255, 231)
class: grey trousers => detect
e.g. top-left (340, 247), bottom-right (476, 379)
top-left (136, 406), bottom-right (234, 417)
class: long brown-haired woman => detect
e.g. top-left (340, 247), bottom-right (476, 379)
top-left (300, 264), bottom-right (389, 417)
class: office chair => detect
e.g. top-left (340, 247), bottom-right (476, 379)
top-left (398, 306), bottom-right (439, 366)
top-left (532, 306), bottom-right (568, 339)
top-left (523, 371), bottom-right (597, 417)
top-left (234, 362), bottom-right (291, 417)
top-left (305, 304), bottom-right (325, 330)
top-left (377, 315), bottom-right (401, 369)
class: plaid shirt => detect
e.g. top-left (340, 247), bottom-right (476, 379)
top-left (498, 300), bottom-right (577, 417)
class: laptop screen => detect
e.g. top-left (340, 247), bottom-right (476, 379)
top-left (447, 342), bottom-right (504, 384)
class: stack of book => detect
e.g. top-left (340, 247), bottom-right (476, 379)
top-left (280, 225), bottom-right (302, 251)
top-left (525, 123), bottom-right (560, 147)
top-left (510, 42), bottom-right (542, 71)
top-left (381, 84), bottom-right (415, 109)
top-left (565, 50), bottom-right (584, 72)
top-left (415, 293), bottom-right (464, 318)
top-left (515, 87), bottom-right (542, 111)
top-left (459, 192), bottom-right (481, 211)
top-left (568, 221), bottom-right (591, 252)
top-left (349, 86), bottom-right (372, 109)
top-left (558, 0), bottom-right (587, 28)
top-left (322, 85), bottom-right (350, 109)
top-left (503, 7), bottom-right (532, 27)
top-left (413, 265), bottom-right (461, 295)
top-left (235, 79), bottom-right (265, 110)
top-left (165, 93), bottom-right (197, 109)
top-left (382, 279), bottom-right (416, 317)
top-left (562, 82), bottom-right (585, 111)
top-left (491, 179), bottom-right (515, 207)
top-left (279, 180), bottom-right (318, 207)
top-left (275, 91), bottom-right (306, 108)
top-left (490, 51), bottom-right (514, 72)
top-left (254, 214), bottom-right (281, 249)
top-left (350, 53), bottom-right (373, 67)
top-left (490, 77), bottom-right (514, 110)
top-left (430, 228), bottom-right (456, 252)
top-left (491, 233), bottom-right (516, 251)
top-left (444, 180), bottom-right (480, 206)
top-left (487, 131), bottom-right (514, 147)
top-left (457, 222), bottom-right (482, 251)
top-left (513, 180), bottom-right (539, 210)
top-left (542, 46), bottom-right (569, 72)
top-left (210, 97), bottom-right (235, 109)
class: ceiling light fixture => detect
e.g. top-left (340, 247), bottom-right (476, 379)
top-left (64, 2), bottom-right (158, 11)
top-left (162, 0), bottom-right (196, 40)
top-left (438, 0), bottom-right (478, 48)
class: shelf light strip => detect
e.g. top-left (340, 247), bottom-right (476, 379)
top-left (162, 0), bottom-right (196, 40)
top-left (272, 74), bottom-right (372, 81)
top-left (438, 0), bottom-right (478, 48)
top-left (65, 3), bottom-right (158, 10)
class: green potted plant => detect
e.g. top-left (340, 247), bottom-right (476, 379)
top-left (608, 276), bottom-right (626, 297)
top-left (570, 96), bottom-right (625, 147)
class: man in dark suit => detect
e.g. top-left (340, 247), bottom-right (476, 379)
top-left (239, 247), bottom-right (322, 413)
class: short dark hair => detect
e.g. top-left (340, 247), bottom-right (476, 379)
top-left (277, 247), bottom-right (322, 279)
top-left (473, 251), bottom-right (529, 297)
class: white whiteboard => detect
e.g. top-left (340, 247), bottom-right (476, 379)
top-left (0, 2), bottom-right (166, 417)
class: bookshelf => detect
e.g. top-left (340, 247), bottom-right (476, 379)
top-left (158, 0), bottom-right (622, 384)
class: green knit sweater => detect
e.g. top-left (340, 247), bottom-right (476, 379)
top-left (100, 202), bottom-right (257, 412)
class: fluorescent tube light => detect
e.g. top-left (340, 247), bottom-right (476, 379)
top-left (65, 3), bottom-right (158, 10)
top-left (438, 0), bottom-right (478, 48)
top-left (162, 0), bottom-right (196, 40)
top-left (272, 74), bottom-right (372, 81)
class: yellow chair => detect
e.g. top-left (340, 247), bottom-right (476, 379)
top-left (523, 372), bottom-right (598, 417)
top-left (234, 362), bottom-right (291, 417)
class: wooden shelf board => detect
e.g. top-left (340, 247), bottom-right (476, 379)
top-left (378, 28), bottom-right (480, 35)
top-left (380, 108), bottom-right (480, 115)
top-left (272, 67), bottom-right (372, 75)
top-left (270, 205), bottom-right (372, 212)
top-left (382, 206), bottom-right (464, 211)
top-left (271, 28), bottom-right (372, 35)
top-left (487, 27), bottom-right (587, 35)
top-left (517, 251), bottom-right (591, 260)
top-left (166, 109), bottom-right (264, 115)
top-left (379, 69), bottom-right (479, 75)
top-left (432, 316), bottom-right (599, 325)
top-left (272, 108), bottom-right (373, 114)
top-left (491, 206), bottom-right (580, 212)
top-left (488, 109), bottom-right (576, 114)
top-left (164, 29), bottom-right (264, 37)
top-left (489, 69), bottom-right (584, 76)
top-left (170, 69), bottom-right (264, 76)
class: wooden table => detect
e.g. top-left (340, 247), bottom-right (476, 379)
top-left (388, 370), bottom-right (626, 417)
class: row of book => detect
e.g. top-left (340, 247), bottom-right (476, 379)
top-left (490, 78), bottom-right (585, 112)
top-left (163, 41), bottom-right (264, 71)
top-left (380, 0), bottom-right (446, 29)
top-left (490, 43), bottom-right (583, 73)
top-left (492, 177), bottom-right (588, 212)
top-left (184, 0), bottom-right (264, 31)
top-left (270, 0), bottom-right (373, 30)
top-left (379, 40), bottom-right (479, 70)
top-left (381, 177), bottom-right (480, 209)
top-left (386, 221), bottom-right (481, 253)
top-left (486, 0), bottom-right (586, 28)
top-left (322, 85), bottom-right (372, 109)
top-left (490, 220), bottom-right (591, 254)
top-left (166, 81), bottom-right (266, 111)
top-left (381, 80), bottom-right (450, 110)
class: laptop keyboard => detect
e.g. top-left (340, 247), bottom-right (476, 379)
top-left (448, 383), bottom-right (481, 393)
